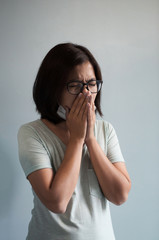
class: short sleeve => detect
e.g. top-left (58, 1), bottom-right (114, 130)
top-left (17, 124), bottom-right (52, 178)
top-left (105, 122), bottom-right (125, 163)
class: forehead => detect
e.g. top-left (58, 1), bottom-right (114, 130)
top-left (68, 61), bottom-right (96, 81)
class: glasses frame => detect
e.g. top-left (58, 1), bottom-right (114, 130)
top-left (66, 79), bottom-right (103, 95)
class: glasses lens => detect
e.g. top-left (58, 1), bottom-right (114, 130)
top-left (67, 80), bottom-right (102, 95)
top-left (88, 80), bottom-right (102, 93)
top-left (88, 80), bottom-right (98, 93)
top-left (68, 82), bottom-right (82, 94)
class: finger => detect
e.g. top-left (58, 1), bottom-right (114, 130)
top-left (87, 96), bottom-right (95, 122)
top-left (70, 93), bottom-right (86, 115)
top-left (72, 92), bottom-right (90, 116)
top-left (82, 101), bottom-right (89, 121)
top-left (69, 93), bottom-right (82, 114)
top-left (88, 104), bottom-right (91, 122)
top-left (76, 95), bottom-right (88, 117)
top-left (89, 95), bottom-right (94, 110)
top-left (90, 95), bottom-right (96, 112)
top-left (80, 93), bottom-right (92, 118)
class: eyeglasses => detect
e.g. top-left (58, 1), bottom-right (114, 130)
top-left (66, 79), bottom-right (103, 95)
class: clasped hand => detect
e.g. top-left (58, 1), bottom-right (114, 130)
top-left (66, 89), bottom-right (96, 144)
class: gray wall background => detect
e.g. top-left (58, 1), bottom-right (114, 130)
top-left (0, 0), bottom-right (159, 239)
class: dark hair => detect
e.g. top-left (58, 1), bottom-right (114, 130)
top-left (33, 43), bottom-right (103, 124)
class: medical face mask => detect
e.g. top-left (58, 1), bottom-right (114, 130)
top-left (57, 105), bottom-right (67, 120)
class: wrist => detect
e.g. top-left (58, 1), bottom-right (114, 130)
top-left (85, 136), bottom-right (96, 146)
top-left (69, 136), bottom-right (84, 146)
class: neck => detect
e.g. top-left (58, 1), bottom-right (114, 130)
top-left (44, 119), bottom-right (69, 131)
top-left (57, 121), bottom-right (68, 131)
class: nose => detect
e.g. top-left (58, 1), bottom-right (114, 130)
top-left (81, 82), bottom-right (89, 93)
top-left (82, 87), bottom-right (91, 96)
top-left (83, 84), bottom-right (89, 90)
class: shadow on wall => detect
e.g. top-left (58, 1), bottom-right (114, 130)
top-left (0, 138), bottom-right (17, 216)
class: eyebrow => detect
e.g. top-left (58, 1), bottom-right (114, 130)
top-left (69, 78), bottom-right (96, 83)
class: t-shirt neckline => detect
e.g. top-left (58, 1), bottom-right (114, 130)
top-left (38, 119), bottom-right (92, 150)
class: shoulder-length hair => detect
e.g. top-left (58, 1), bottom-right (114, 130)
top-left (33, 43), bottom-right (103, 124)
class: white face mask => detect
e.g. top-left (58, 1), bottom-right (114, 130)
top-left (57, 105), bottom-right (67, 120)
top-left (57, 104), bottom-right (96, 120)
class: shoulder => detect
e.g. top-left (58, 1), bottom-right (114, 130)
top-left (17, 120), bottom-right (57, 152)
top-left (17, 119), bottom-right (42, 140)
top-left (17, 119), bottom-right (52, 157)
top-left (18, 119), bottom-right (39, 132)
top-left (96, 119), bottom-right (114, 133)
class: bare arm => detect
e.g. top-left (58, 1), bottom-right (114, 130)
top-left (85, 93), bottom-right (131, 205)
top-left (28, 139), bottom-right (83, 213)
top-left (28, 92), bottom-right (89, 213)
top-left (86, 138), bottom-right (131, 205)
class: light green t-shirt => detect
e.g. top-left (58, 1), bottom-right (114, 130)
top-left (18, 119), bottom-right (125, 240)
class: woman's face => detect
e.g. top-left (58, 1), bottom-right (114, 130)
top-left (60, 61), bottom-right (97, 110)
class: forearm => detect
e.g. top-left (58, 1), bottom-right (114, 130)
top-left (86, 137), bottom-right (131, 205)
top-left (47, 92), bottom-right (89, 212)
top-left (50, 138), bottom-right (83, 211)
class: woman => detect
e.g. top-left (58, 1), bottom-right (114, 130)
top-left (18, 43), bottom-right (131, 240)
